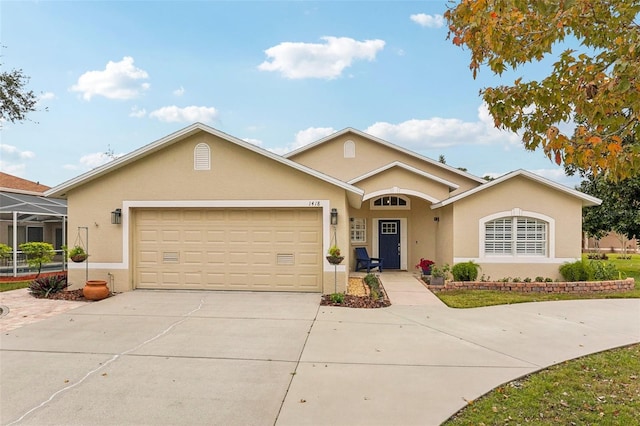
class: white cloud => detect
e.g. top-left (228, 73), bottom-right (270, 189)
top-left (258, 36), bottom-right (385, 79)
top-left (365, 103), bottom-right (520, 150)
top-left (268, 127), bottom-right (336, 155)
top-left (149, 105), bottom-right (218, 123)
top-left (38, 92), bottom-right (55, 101)
top-left (70, 56), bottom-right (150, 100)
top-left (129, 106), bottom-right (147, 118)
top-left (173, 86), bottom-right (185, 96)
top-left (410, 13), bottom-right (445, 28)
top-left (63, 150), bottom-right (124, 172)
top-left (0, 143), bottom-right (35, 159)
top-left (0, 144), bottom-right (35, 177)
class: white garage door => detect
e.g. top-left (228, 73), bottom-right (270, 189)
top-left (134, 208), bottom-right (323, 292)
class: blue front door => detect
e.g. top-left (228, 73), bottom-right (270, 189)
top-left (379, 220), bottom-right (400, 269)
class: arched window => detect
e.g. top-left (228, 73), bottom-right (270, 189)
top-left (370, 196), bottom-right (410, 209)
top-left (484, 216), bottom-right (547, 256)
top-left (194, 143), bottom-right (210, 170)
top-left (344, 140), bottom-right (355, 158)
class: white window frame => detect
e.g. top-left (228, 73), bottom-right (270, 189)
top-left (350, 217), bottom-right (366, 243)
top-left (479, 209), bottom-right (555, 261)
top-left (370, 195), bottom-right (410, 210)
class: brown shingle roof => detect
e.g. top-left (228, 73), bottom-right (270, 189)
top-left (0, 172), bottom-right (50, 194)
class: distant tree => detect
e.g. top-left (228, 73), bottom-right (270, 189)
top-left (445, 1), bottom-right (640, 180)
top-left (0, 63), bottom-right (40, 124)
top-left (438, 154), bottom-right (446, 164)
top-left (578, 174), bottom-right (640, 256)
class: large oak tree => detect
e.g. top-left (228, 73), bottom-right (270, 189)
top-left (445, 0), bottom-right (640, 180)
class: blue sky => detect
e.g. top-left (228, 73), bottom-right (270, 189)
top-left (1, 1), bottom-right (579, 188)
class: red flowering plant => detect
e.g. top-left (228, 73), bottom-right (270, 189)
top-left (416, 258), bottom-right (435, 273)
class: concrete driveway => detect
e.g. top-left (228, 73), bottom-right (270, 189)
top-left (1, 287), bottom-right (639, 425)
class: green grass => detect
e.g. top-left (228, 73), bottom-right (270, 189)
top-left (436, 253), bottom-right (640, 309)
top-left (445, 343), bottom-right (640, 425)
top-left (0, 280), bottom-right (31, 292)
top-left (441, 254), bottom-right (640, 424)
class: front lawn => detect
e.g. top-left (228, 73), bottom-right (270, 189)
top-left (436, 253), bottom-right (640, 309)
top-left (0, 280), bottom-right (31, 292)
top-left (445, 343), bottom-right (640, 425)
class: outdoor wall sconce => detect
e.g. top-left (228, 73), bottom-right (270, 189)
top-left (330, 208), bottom-right (338, 225)
top-left (433, 216), bottom-right (440, 222)
top-left (111, 208), bottom-right (122, 225)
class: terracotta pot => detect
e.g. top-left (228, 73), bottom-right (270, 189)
top-left (83, 280), bottom-right (110, 300)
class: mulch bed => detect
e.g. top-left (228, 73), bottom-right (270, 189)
top-left (320, 294), bottom-right (391, 308)
top-left (0, 271), bottom-right (67, 282)
top-left (320, 275), bottom-right (391, 308)
top-left (37, 288), bottom-right (88, 301)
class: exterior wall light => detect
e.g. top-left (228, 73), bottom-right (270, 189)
top-left (111, 208), bottom-right (122, 225)
top-left (330, 208), bottom-right (338, 225)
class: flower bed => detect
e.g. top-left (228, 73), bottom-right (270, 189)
top-left (426, 278), bottom-right (635, 293)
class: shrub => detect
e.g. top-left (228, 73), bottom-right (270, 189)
top-left (329, 292), bottom-right (344, 304)
top-left (29, 274), bottom-right (68, 298)
top-left (0, 243), bottom-right (12, 260)
top-left (451, 261), bottom-right (480, 281)
top-left (559, 260), bottom-right (590, 282)
top-left (364, 273), bottom-right (379, 291)
top-left (589, 261), bottom-right (619, 280)
top-left (534, 276), bottom-right (544, 282)
top-left (523, 277), bottom-right (532, 282)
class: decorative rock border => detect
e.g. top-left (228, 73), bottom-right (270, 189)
top-left (426, 278), bottom-right (635, 293)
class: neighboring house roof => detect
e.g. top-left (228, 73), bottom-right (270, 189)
top-left (0, 172), bottom-right (50, 195)
top-left (45, 122), bottom-right (365, 207)
top-left (348, 161), bottom-right (460, 190)
top-left (284, 127), bottom-right (488, 185)
top-left (430, 169), bottom-right (602, 208)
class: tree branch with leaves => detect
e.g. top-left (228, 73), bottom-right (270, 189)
top-left (445, 0), bottom-right (640, 180)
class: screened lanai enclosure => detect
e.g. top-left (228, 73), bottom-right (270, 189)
top-left (0, 191), bottom-right (67, 277)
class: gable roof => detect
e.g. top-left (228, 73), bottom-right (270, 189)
top-left (285, 127), bottom-right (487, 184)
top-left (45, 123), bottom-right (364, 206)
top-left (348, 161), bottom-right (460, 190)
top-left (0, 172), bottom-right (50, 195)
top-left (430, 169), bottom-right (602, 208)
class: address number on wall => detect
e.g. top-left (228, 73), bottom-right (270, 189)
top-left (308, 201), bottom-right (321, 207)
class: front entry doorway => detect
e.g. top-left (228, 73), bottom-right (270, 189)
top-left (378, 220), bottom-right (401, 269)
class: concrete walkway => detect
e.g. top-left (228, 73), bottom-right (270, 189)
top-left (1, 275), bottom-right (639, 425)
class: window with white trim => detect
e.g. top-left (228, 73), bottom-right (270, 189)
top-left (371, 196), bottom-right (410, 209)
top-left (344, 140), bottom-right (355, 158)
top-left (485, 217), bottom-right (547, 256)
top-left (194, 143), bottom-right (210, 170)
top-left (350, 218), bottom-right (366, 243)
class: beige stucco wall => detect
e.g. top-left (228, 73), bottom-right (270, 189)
top-left (288, 132), bottom-right (481, 195)
top-left (355, 167), bottom-right (452, 202)
top-left (347, 195), bottom-right (438, 272)
top-left (65, 131), bottom-right (352, 293)
top-left (448, 176), bottom-right (584, 280)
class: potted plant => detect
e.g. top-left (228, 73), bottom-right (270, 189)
top-left (429, 263), bottom-right (450, 285)
top-left (68, 245), bottom-right (88, 263)
top-left (415, 258), bottom-right (435, 275)
top-left (326, 245), bottom-right (344, 265)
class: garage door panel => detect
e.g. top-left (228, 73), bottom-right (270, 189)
top-left (135, 208), bottom-right (322, 292)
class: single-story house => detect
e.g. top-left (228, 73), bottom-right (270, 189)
top-left (1, 172), bottom-right (67, 276)
top-left (45, 123), bottom-right (601, 293)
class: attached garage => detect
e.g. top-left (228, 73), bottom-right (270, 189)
top-left (134, 207), bottom-right (323, 292)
